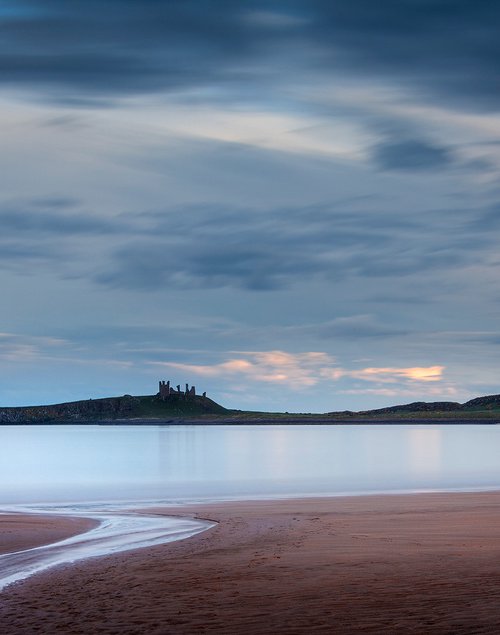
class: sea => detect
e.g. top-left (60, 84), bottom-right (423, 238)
top-left (2, 423), bottom-right (500, 505)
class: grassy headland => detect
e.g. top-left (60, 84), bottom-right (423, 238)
top-left (1, 392), bottom-right (500, 424)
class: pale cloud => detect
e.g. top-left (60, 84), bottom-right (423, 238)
top-left (150, 351), bottom-right (445, 391)
top-left (114, 100), bottom-right (365, 161)
top-left (348, 365), bottom-right (445, 383)
top-left (0, 343), bottom-right (40, 363)
top-left (0, 332), bottom-right (132, 370)
top-left (152, 351), bottom-right (333, 387)
top-left (320, 365), bottom-right (445, 384)
top-left (0, 333), bottom-right (68, 363)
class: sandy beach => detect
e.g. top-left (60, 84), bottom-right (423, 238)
top-left (1, 492), bottom-right (500, 633)
top-left (0, 513), bottom-right (98, 555)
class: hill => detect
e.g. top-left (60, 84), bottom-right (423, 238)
top-left (0, 393), bottom-right (227, 424)
top-left (352, 394), bottom-right (500, 419)
top-left (1, 391), bottom-right (500, 424)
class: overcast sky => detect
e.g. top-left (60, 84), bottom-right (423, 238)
top-left (1, 0), bottom-right (500, 411)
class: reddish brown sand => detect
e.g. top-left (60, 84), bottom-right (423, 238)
top-left (0, 514), bottom-right (97, 555)
top-left (1, 492), bottom-right (500, 634)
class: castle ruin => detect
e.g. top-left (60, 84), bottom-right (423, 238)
top-left (158, 380), bottom-right (206, 400)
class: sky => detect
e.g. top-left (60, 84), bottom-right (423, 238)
top-left (1, 0), bottom-right (500, 412)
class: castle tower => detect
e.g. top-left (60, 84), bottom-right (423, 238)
top-left (158, 380), bottom-right (205, 400)
top-left (158, 380), bottom-right (170, 400)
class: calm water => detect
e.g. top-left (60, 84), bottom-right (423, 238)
top-left (1, 424), bottom-right (500, 505)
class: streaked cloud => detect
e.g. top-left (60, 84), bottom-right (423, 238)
top-left (0, 1), bottom-right (499, 410)
top-left (0, 332), bottom-right (67, 363)
top-left (347, 366), bottom-right (445, 383)
top-left (151, 350), bottom-right (446, 392)
top-left (1, 1), bottom-right (500, 114)
top-left (152, 351), bottom-right (333, 387)
top-left (94, 200), bottom-right (484, 292)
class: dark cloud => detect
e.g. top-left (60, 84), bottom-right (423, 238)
top-left (460, 332), bottom-right (500, 346)
top-left (1, 1), bottom-right (500, 112)
top-left (95, 202), bottom-right (476, 291)
top-left (0, 205), bottom-right (118, 237)
top-left (305, 0), bottom-right (500, 111)
top-left (310, 316), bottom-right (408, 339)
top-left (468, 204), bottom-right (500, 232)
top-left (0, 200), bottom-right (128, 272)
top-left (0, 1), bottom-right (270, 99)
top-left (0, 239), bottom-right (72, 276)
top-left (96, 232), bottom-right (327, 292)
top-left (1, 189), bottom-right (495, 292)
top-left (96, 203), bottom-right (383, 290)
top-left (371, 138), bottom-right (454, 172)
top-left (0, 242), bottom-right (57, 261)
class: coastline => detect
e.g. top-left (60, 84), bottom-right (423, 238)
top-left (2, 491), bottom-right (500, 633)
top-left (2, 417), bottom-right (500, 425)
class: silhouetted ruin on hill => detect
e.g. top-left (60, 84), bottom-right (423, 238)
top-left (158, 380), bottom-right (207, 400)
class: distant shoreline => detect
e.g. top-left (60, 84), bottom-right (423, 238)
top-left (2, 417), bottom-right (500, 426)
top-left (2, 391), bottom-right (500, 425)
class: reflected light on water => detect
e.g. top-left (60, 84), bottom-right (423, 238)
top-left (265, 428), bottom-right (290, 478)
top-left (408, 428), bottom-right (442, 475)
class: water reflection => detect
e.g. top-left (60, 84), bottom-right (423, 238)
top-left (408, 428), bottom-right (442, 475)
top-left (1, 424), bottom-right (500, 504)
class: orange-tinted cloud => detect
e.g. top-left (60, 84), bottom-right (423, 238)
top-left (151, 351), bottom-right (445, 391)
top-left (153, 351), bottom-right (332, 387)
top-left (348, 365), bottom-right (444, 383)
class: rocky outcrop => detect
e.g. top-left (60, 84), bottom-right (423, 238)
top-left (0, 395), bottom-right (140, 423)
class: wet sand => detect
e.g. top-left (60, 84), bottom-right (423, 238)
top-left (2, 492), bottom-right (500, 633)
top-left (0, 513), bottom-right (98, 555)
